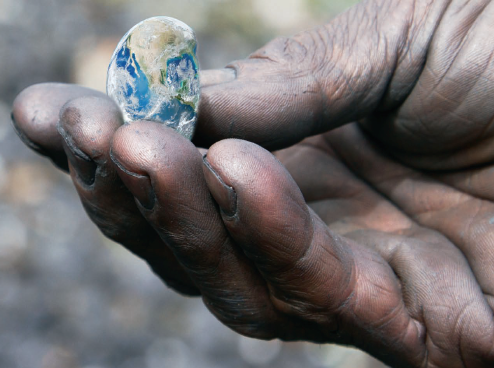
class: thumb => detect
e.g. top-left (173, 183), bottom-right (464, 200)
top-left (195, 0), bottom-right (444, 150)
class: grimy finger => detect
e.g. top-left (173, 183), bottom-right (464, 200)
top-left (11, 83), bottom-right (107, 171)
top-left (194, 0), bottom-right (451, 150)
top-left (59, 97), bottom-right (198, 295)
top-left (203, 139), bottom-right (424, 368)
top-left (111, 121), bottom-right (308, 340)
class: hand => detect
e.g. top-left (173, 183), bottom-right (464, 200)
top-left (11, 0), bottom-right (494, 367)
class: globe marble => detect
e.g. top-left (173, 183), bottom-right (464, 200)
top-left (107, 17), bottom-right (200, 140)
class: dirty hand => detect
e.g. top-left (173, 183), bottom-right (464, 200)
top-left (12, 0), bottom-right (494, 367)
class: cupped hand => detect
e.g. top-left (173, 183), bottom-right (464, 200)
top-left (11, 0), bottom-right (494, 367)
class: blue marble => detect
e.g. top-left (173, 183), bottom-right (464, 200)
top-left (107, 17), bottom-right (200, 139)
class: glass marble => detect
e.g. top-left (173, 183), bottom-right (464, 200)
top-left (107, 17), bottom-right (200, 140)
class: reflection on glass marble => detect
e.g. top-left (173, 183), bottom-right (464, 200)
top-left (107, 17), bottom-right (200, 140)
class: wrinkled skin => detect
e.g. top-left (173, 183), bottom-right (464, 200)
top-left (11, 0), bottom-right (494, 367)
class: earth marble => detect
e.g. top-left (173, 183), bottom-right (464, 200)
top-left (107, 16), bottom-right (200, 140)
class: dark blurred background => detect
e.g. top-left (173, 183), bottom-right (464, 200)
top-left (0, 0), bottom-right (388, 367)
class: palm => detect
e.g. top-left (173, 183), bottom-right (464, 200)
top-left (276, 123), bottom-right (494, 366)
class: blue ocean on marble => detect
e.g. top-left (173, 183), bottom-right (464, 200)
top-left (107, 17), bottom-right (200, 140)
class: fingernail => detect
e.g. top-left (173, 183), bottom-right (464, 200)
top-left (202, 155), bottom-right (237, 217)
top-left (57, 123), bottom-right (96, 185)
top-left (11, 111), bottom-right (43, 152)
top-left (66, 149), bottom-right (97, 186)
top-left (110, 150), bottom-right (156, 210)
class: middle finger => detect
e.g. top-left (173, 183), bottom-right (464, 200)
top-left (110, 121), bottom-right (301, 339)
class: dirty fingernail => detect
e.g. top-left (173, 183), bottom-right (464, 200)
top-left (202, 154), bottom-right (237, 217)
top-left (111, 151), bottom-right (156, 210)
top-left (58, 124), bottom-right (96, 185)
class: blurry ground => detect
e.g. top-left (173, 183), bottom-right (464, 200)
top-left (0, 0), bottom-right (388, 367)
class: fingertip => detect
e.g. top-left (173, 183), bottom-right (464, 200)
top-left (12, 83), bottom-right (105, 151)
top-left (12, 83), bottom-right (107, 171)
top-left (206, 138), bottom-right (305, 206)
top-left (111, 121), bottom-right (225, 265)
top-left (111, 121), bottom-right (165, 177)
top-left (58, 95), bottom-right (123, 162)
top-left (204, 139), bottom-right (312, 266)
top-left (111, 121), bottom-right (201, 209)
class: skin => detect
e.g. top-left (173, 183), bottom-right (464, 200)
top-left (10, 0), bottom-right (494, 366)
